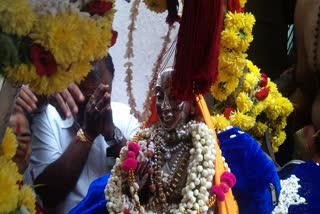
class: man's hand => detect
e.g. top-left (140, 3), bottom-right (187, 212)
top-left (13, 133), bottom-right (32, 174)
top-left (14, 86), bottom-right (38, 114)
top-left (49, 83), bottom-right (85, 119)
top-left (9, 112), bottom-right (32, 174)
top-left (82, 84), bottom-right (112, 141)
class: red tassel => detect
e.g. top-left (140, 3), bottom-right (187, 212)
top-left (172, 0), bottom-right (224, 101)
top-left (227, 0), bottom-right (243, 13)
top-left (166, 0), bottom-right (180, 25)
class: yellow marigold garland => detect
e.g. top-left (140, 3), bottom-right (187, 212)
top-left (2, 0), bottom-right (115, 96)
top-left (0, 157), bottom-right (21, 213)
top-left (0, 0), bottom-right (35, 36)
top-left (0, 127), bottom-right (36, 214)
top-left (19, 185), bottom-right (36, 214)
top-left (210, 2), bottom-right (294, 153)
top-left (0, 128), bottom-right (18, 159)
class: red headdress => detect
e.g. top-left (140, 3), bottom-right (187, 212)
top-left (172, 0), bottom-right (224, 101)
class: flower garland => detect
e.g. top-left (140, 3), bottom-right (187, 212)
top-left (124, 0), bottom-right (174, 122)
top-left (0, 128), bottom-right (36, 214)
top-left (272, 175), bottom-right (306, 214)
top-left (211, 7), bottom-right (255, 102)
top-left (105, 121), bottom-right (230, 213)
top-left (210, 0), bottom-right (294, 152)
top-left (0, 0), bottom-right (116, 95)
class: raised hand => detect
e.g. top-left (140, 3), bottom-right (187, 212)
top-left (13, 133), bottom-right (32, 174)
top-left (14, 85), bottom-right (38, 113)
top-left (9, 112), bottom-right (32, 174)
top-left (82, 84), bottom-right (111, 141)
top-left (49, 83), bottom-right (85, 119)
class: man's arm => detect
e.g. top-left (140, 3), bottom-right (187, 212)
top-left (34, 136), bottom-right (92, 207)
top-left (33, 84), bottom-right (110, 207)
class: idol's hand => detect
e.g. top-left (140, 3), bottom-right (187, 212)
top-left (136, 161), bottom-right (151, 191)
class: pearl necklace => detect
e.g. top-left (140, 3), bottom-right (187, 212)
top-left (105, 121), bottom-right (218, 214)
top-left (159, 139), bottom-right (190, 160)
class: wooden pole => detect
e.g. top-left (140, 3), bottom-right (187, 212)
top-left (0, 78), bottom-right (18, 143)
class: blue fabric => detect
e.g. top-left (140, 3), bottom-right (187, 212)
top-left (70, 127), bottom-right (281, 214)
top-left (288, 161), bottom-right (320, 213)
top-left (218, 127), bottom-right (280, 214)
top-left (68, 174), bottom-right (110, 214)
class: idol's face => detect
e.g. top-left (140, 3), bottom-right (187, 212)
top-left (155, 70), bottom-right (190, 131)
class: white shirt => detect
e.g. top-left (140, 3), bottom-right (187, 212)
top-left (30, 102), bottom-right (140, 213)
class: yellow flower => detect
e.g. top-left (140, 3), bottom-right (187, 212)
top-left (143, 0), bottom-right (167, 13)
top-left (5, 64), bottom-right (38, 85)
top-left (69, 61), bottom-right (93, 84)
top-left (267, 81), bottom-right (279, 95)
top-left (243, 72), bottom-right (259, 92)
top-left (0, 157), bottom-right (21, 213)
top-left (31, 12), bottom-right (83, 66)
top-left (240, 0), bottom-right (247, 7)
top-left (19, 185), bottom-right (36, 214)
top-left (230, 111), bottom-right (255, 131)
top-left (270, 117), bottom-right (287, 130)
top-left (252, 122), bottom-right (268, 137)
top-left (212, 115), bottom-right (230, 132)
top-left (0, 0), bottom-right (35, 36)
top-left (246, 60), bottom-right (260, 76)
top-left (210, 2), bottom-right (293, 153)
top-left (219, 50), bottom-right (247, 77)
top-left (222, 12), bottom-right (255, 52)
top-left (1, 128), bottom-right (17, 159)
top-left (236, 92), bottom-right (253, 113)
top-left (96, 16), bottom-right (113, 59)
top-left (279, 97), bottom-right (294, 117)
top-left (221, 28), bottom-right (242, 50)
top-left (77, 18), bottom-right (101, 61)
top-left (265, 96), bottom-right (293, 120)
top-left (211, 75), bottom-right (239, 102)
top-left (252, 102), bottom-right (266, 116)
top-left (271, 130), bottom-right (286, 153)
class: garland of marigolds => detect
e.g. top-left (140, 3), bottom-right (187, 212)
top-left (1, 0), bottom-right (116, 96)
top-left (210, 0), bottom-right (294, 152)
top-left (0, 128), bottom-right (36, 214)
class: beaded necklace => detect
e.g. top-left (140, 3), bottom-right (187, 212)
top-left (105, 120), bottom-right (219, 214)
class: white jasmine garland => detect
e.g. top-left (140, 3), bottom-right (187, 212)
top-left (272, 175), bottom-right (306, 214)
top-left (105, 121), bottom-right (219, 213)
top-left (30, 0), bottom-right (84, 16)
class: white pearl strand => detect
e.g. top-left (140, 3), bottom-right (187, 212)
top-left (105, 122), bottom-right (224, 214)
top-left (174, 121), bottom-right (217, 214)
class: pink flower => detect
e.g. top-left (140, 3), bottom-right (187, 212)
top-left (255, 87), bottom-right (270, 101)
top-left (211, 185), bottom-right (225, 201)
top-left (220, 171), bottom-right (236, 188)
top-left (121, 158), bottom-right (138, 172)
top-left (259, 73), bottom-right (268, 87)
top-left (85, 0), bottom-right (112, 16)
top-left (223, 107), bottom-right (235, 119)
top-left (128, 142), bottom-right (140, 156)
top-left (30, 44), bottom-right (57, 76)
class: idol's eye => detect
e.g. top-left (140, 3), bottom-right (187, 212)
top-left (156, 91), bottom-right (164, 101)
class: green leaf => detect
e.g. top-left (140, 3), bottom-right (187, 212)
top-left (0, 32), bottom-right (20, 67)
